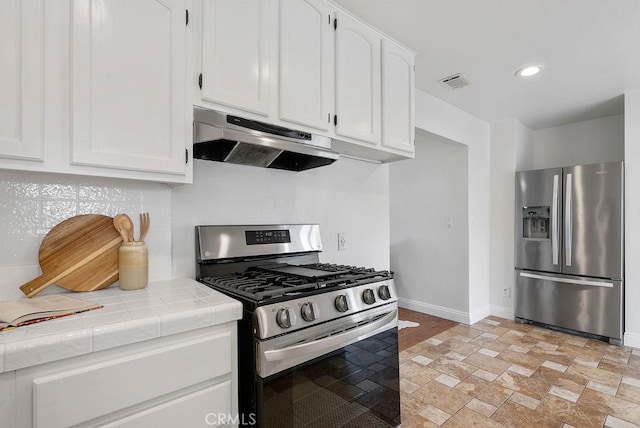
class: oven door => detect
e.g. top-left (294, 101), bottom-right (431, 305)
top-left (256, 306), bottom-right (400, 427)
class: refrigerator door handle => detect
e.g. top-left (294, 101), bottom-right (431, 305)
top-left (552, 174), bottom-right (559, 265)
top-left (519, 272), bottom-right (613, 288)
top-left (565, 173), bottom-right (572, 266)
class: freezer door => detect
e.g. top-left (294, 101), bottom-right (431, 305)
top-left (563, 162), bottom-right (623, 279)
top-left (515, 168), bottom-right (562, 273)
top-left (515, 270), bottom-right (623, 341)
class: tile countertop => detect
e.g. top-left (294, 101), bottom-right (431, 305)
top-left (0, 278), bottom-right (242, 374)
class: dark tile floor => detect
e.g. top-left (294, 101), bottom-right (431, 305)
top-left (398, 309), bottom-right (640, 427)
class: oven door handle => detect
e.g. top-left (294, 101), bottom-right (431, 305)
top-left (263, 309), bottom-right (397, 362)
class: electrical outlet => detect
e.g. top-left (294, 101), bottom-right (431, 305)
top-left (502, 287), bottom-right (511, 298)
top-left (445, 217), bottom-right (454, 229)
top-left (338, 232), bottom-right (347, 251)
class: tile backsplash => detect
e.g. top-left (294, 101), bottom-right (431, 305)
top-left (0, 170), bottom-right (172, 299)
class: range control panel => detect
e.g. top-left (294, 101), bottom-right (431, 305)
top-left (245, 229), bottom-right (291, 245)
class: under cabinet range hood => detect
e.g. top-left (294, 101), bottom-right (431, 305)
top-left (193, 107), bottom-right (339, 172)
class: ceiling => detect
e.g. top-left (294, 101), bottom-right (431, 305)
top-left (333, 0), bottom-right (640, 130)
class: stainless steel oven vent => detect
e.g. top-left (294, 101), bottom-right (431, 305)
top-left (193, 107), bottom-right (339, 172)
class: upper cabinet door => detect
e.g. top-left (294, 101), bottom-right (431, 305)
top-left (0, 0), bottom-right (44, 161)
top-left (201, 0), bottom-right (271, 116)
top-left (381, 39), bottom-right (415, 153)
top-left (70, 0), bottom-right (187, 175)
top-left (278, 0), bottom-right (332, 132)
top-left (334, 11), bottom-right (381, 145)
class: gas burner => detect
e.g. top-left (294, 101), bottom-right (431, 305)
top-left (303, 263), bottom-right (376, 274)
top-left (201, 262), bottom-right (393, 302)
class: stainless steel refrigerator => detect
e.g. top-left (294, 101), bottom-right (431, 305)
top-left (514, 161), bottom-right (624, 344)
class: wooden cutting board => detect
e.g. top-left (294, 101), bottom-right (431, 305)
top-left (20, 214), bottom-right (123, 298)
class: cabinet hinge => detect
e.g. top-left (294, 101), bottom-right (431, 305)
top-left (198, 73), bottom-right (203, 89)
top-left (328, 14), bottom-right (331, 25)
top-left (328, 113), bottom-right (330, 123)
top-left (333, 18), bottom-right (337, 30)
top-left (185, 148), bottom-right (189, 164)
top-left (186, 9), bottom-right (189, 25)
top-left (334, 115), bottom-right (338, 126)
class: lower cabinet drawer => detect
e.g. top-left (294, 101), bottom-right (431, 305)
top-left (32, 332), bottom-right (231, 428)
top-left (102, 381), bottom-right (232, 428)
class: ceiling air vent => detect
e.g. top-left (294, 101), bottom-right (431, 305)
top-left (439, 73), bottom-right (470, 90)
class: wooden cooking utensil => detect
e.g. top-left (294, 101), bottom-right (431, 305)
top-left (113, 214), bottom-right (129, 242)
top-left (20, 214), bottom-right (123, 298)
top-left (121, 214), bottom-right (134, 242)
top-left (139, 212), bottom-right (150, 242)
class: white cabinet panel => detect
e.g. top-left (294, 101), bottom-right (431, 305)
top-left (279, 0), bottom-right (332, 131)
top-left (102, 382), bottom-right (232, 428)
top-left (1, 372), bottom-right (16, 428)
top-left (70, 0), bottom-right (187, 175)
top-left (201, 0), bottom-right (271, 116)
top-left (32, 332), bottom-right (231, 428)
top-left (0, 0), bottom-right (44, 161)
top-left (381, 39), bottom-right (415, 153)
top-left (334, 10), bottom-right (381, 145)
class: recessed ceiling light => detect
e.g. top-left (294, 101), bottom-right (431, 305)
top-left (516, 65), bottom-right (543, 77)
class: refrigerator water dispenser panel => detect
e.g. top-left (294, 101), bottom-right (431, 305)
top-left (522, 206), bottom-right (550, 239)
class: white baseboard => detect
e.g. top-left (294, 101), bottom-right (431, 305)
top-left (397, 298), bottom-right (514, 326)
top-left (398, 297), bottom-right (471, 324)
top-left (490, 305), bottom-right (514, 321)
top-left (624, 332), bottom-right (640, 349)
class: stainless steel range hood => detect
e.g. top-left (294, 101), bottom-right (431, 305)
top-left (193, 107), bottom-right (339, 172)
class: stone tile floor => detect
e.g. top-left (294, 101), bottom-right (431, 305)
top-left (399, 315), bottom-right (640, 427)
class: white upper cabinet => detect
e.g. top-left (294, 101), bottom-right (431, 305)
top-left (334, 10), bottom-right (381, 145)
top-left (278, 0), bottom-right (333, 132)
top-left (70, 0), bottom-right (187, 175)
top-left (381, 38), bottom-right (415, 153)
top-left (0, 0), bottom-right (44, 161)
top-left (200, 0), bottom-right (271, 116)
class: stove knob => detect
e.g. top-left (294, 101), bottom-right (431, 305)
top-left (378, 285), bottom-right (391, 300)
top-left (362, 289), bottom-right (376, 305)
top-left (276, 307), bottom-right (296, 329)
top-left (335, 295), bottom-right (349, 312)
top-left (301, 302), bottom-right (319, 322)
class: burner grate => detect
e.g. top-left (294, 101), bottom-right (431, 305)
top-left (201, 263), bottom-right (392, 302)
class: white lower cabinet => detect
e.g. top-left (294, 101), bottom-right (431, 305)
top-left (101, 382), bottom-right (231, 428)
top-left (12, 324), bottom-right (237, 428)
top-left (0, 371), bottom-right (17, 428)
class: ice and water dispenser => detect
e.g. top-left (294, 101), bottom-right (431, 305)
top-left (522, 206), bottom-right (550, 239)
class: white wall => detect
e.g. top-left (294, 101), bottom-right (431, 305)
top-left (171, 158), bottom-right (390, 279)
top-left (624, 91), bottom-right (640, 347)
top-left (390, 130), bottom-right (469, 321)
top-left (529, 114), bottom-right (624, 169)
top-left (515, 120), bottom-right (534, 172)
top-left (0, 170), bottom-right (172, 299)
top-left (413, 89), bottom-right (492, 323)
top-left (489, 119), bottom-right (532, 319)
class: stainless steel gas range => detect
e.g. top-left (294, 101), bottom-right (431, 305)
top-left (195, 224), bottom-right (400, 427)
